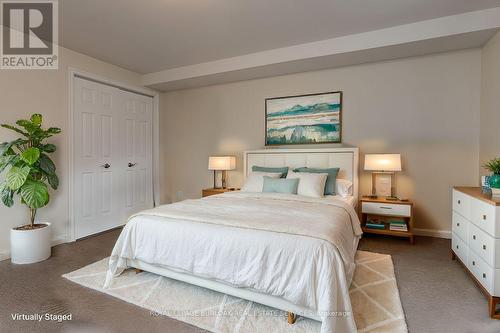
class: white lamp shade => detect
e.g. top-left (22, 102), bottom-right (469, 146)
top-left (364, 154), bottom-right (401, 172)
top-left (208, 156), bottom-right (236, 170)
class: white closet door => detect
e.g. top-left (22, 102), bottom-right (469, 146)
top-left (120, 90), bottom-right (154, 219)
top-left (74, 78), bottom-right (123, 238)
top-left (73, 78), bottom-right (154, 239)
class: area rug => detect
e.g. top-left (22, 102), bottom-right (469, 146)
top-left (63, 251), bottom-right (407, 333)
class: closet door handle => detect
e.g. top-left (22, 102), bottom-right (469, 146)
top-left (128, 162), bottom-right (137, 168)
top-left (102, 163), bottom-right (110, 169)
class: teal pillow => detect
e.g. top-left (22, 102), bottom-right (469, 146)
top-left (262, 176), bottom-right (299, 194)
top-left (293, 167), bottom-right (340, 195)
top-left (252, 166), bottom-right (288, 178)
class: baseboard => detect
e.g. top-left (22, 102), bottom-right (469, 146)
top-left (413, 228), bottom-right (451, 239)
top-left (0, 229), bottom-right (452, 260)
top-left (0, 234), bottom-right (68, 262)
top-left (0, 251), bottom-right (9, 261)
top-left (51, 235), bottom-right (69, 246)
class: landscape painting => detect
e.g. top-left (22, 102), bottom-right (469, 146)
top-left (265, 91), bottom-right (342, 145)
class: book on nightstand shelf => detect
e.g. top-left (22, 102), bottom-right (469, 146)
top-left (389, 221), bottom-right (408, 232)
top-left (365, 223), bottom-right (385, 230)
top-left (365, 220), bottom-right (385, 230)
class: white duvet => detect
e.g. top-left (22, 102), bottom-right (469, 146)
top-left (104, 192), bottom-right (362, 333)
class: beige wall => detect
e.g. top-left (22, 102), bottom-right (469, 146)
top-left (0, 46), bottom-right (141, 257)
top-left (480, 31), bottom-right (500, 176)
top-left (160, 49), bottom-right (482, 234)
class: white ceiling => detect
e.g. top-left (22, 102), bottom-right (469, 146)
top-left (145, 30), bottom-right (498, 91)
top-left (60, 0), bottom-right (500, 74)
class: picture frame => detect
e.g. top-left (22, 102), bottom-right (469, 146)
top-left (265, 91), bottom-right (342, 146)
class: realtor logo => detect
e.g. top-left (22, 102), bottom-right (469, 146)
top-left (1, 0), bottom-right (58, 69)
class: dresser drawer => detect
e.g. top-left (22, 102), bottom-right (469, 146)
top-left (361, 202), bottom-right (411, 217)
top-left (471, 199), bottom-right (498, 237)
top-left (452, 189), bottom-right (471, 220)
top-left (468, 249), bottom-right (493, 294)
top-left (452, 232), bottom-right (468, 264)
top-left (468, 222), bottom-right (496, 267)
top-left (452, 211), bottom-right (468, 242)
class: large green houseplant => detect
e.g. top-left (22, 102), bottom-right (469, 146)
top-left (0, 114), bottom-right (60, 264)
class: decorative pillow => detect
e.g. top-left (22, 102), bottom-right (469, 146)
top-left (241, 172), bottom-right (282, 192)
top-left (262, 177), bottom-right (299, 194)
top-left (335, 178), bottom-right (353, 198)
top-left (286, 170), bottom-right (328, 198)
top-left (252, 166), bottom-right (289, 178)
top-left (293, 167), bottom-right (340, 195)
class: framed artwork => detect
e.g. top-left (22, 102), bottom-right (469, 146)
top-left (265, 91), bottom-right (342, 145)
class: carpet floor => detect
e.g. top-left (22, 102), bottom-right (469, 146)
top-left (1, 230), bottom-right (500, 333)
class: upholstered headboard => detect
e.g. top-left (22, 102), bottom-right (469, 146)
top-left (244, 147), bottom-right (359, 198)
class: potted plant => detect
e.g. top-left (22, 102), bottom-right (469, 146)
top-left (483, 157), bottom-right (500, 196)
top-left (0, 114), bottom-right (60, 264)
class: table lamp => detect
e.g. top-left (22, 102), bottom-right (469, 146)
top-left (208, 156), bottom-right (236, 189)
top-left (364, 154), bottom-right (402, 200)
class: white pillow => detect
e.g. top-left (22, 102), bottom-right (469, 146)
top-left (287, 170), bottom-right (328, 198)
top-left (241, 172), bottom-right (282, 192)
top-left (336, 179), bottom-right (353, 198)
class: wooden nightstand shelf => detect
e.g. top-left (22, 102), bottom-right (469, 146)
top-left (360, 197), bottom-right (414, 244)
top-left (202, 188), bottom-right (239, 197)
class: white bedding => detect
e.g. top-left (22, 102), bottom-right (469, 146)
top-left (327, 195), bottom-right (356, 208)
top-left (105, 192), bottom-right (362, 333)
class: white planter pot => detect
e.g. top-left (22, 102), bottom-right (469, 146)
top-left (10, 223), bottom-right (51, 264)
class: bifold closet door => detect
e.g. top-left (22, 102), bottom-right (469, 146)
top-left (74, 78), bottom-right (153, 239)
top-left (119, 90), bottom-right (154, 220)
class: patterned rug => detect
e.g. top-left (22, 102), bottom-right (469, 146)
top-left (63, 251), bottom-right (407, 333)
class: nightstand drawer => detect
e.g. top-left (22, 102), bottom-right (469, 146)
top-left (361, 202), bottom-right (411, 217)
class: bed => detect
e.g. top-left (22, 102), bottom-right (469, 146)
top-left (104, 148), bottom-right (361, 333)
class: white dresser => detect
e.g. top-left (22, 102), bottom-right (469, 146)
top-left (452, 187), bottom-right (500, 318)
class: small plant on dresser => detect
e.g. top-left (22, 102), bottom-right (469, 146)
top-left (483, 158), bottom-right (500, 191)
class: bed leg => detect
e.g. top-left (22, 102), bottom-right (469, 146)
top-left (287, 312), bottom-right (296, 324)
top-left (134, 268), bottom-right (143, 274)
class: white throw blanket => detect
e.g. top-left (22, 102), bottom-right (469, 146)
top-left (105, 192), bottom-right (362, 333)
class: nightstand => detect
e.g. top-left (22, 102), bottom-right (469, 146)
top-left (202, 188), bottom-right (239, 197)
top-left (360, 197), bottom-right (414, 244)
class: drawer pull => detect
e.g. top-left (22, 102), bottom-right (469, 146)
top-left (473, 235), bottom-right (476, 240)
top-left (472, 261), bottom-right (476, 266)
top-left (379, 206), bottom-right (393, 210)
top-left (457, 222), bottom-right (460, 227)
top-left (483, 273), bottom-right (487, 279)
top-left (458, 200), bottom-right (461, 204)
top-left (483, 215), bottom-right (487, 220)
top-left (483, 245), bottom-right (487, 250)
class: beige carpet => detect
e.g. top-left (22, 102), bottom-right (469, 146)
top-left (63, 251), bottom-right (407, 333)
